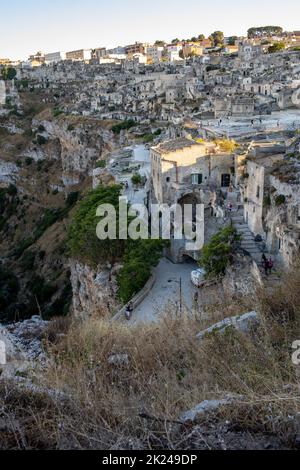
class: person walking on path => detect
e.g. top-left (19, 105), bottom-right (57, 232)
top-left (267, 258), bottom-right (274, 276)
top-left (262, 254), bottom-right (268, 275)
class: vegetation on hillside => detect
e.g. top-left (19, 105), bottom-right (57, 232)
top-left (68, 185), bottom-right (164, 303)
top-left (1, 263), bottom-right (300, 449)
top-left (214, 138), bottom-right (239, 153)
top-left (199, 226), bottom-right (240, 278)
top-left (111, 119), bottom-right (137, 134)
top-left (247, 26), bottom-right (283, 38)
top-left (268, 42), bottom-right (285, 53)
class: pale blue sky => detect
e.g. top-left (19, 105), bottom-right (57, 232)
top-left (1, 0), bottom-right (299, 60)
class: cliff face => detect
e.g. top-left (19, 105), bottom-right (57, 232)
top-left (0, 90), bottom-right (118, 323)
top-left (32, 116), bottom-right (115, 183)
top-left (70, 261), bottom-right (121, 319)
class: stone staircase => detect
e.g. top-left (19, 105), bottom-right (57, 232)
top-left (230, 212), bottom-right (264, 263)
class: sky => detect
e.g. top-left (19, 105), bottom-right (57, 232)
top-left (0, 0), bottom-right (299, 60)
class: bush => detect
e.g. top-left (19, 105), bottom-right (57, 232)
top-left (25, 157), bottom-right (34, 166)
top-left (275, 195), bottom-right (286, 206)
top-left (215, 138), bottom-right (238, 153)
top-left (68, 185), bottom-right (165, 302)
top-left (111, 120), bottom-right (136, 134)
top-left (143, 134), bottom-right (154, 143)
top-left (68, 185), bottom-right (126, 265)
top-left (131, 174), bottom-right (143, 186)
top-left (95, 160), bottom-right (106, 169)
top-left (21, 250), bottom-right (36, 270)
top-left (0, 267), bottom-right (20, 319)
top-left (36, 134), bottom-right (47, 145)
top-left (199, 226), bottom-right (240, 278)
top-left (268, 42), bottom-right (285, 53)
top-left (53, 108), bottom-right (63, 117)
top-left (117, 239), bottom-right (165, 303)
top-left (66, 192), bottom-right (79, 207)
top-left (2, 66), bottom-right (17, 81)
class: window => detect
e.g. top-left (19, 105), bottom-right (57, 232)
top-left (191, 174), bottom-right (203, 185)
top-left (256, 185), bottom-right (260, 199)
top-left (166, 177), bottom-right (170, 183)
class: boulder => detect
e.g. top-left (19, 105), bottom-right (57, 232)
top-left (180, 395), bottom-right (244, 423)
top-left (197, 311), bottom-right (259, 340)
top-left (108, 354), bottom-right (129, 366)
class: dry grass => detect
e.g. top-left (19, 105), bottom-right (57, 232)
top-left (1, 267), bottom-right (300, 449)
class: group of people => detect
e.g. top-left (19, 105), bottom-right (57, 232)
top-left (262, 254), bottom-right (274, 276)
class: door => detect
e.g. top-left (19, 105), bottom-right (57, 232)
top-left (221, 174), bottom-right (231, 188)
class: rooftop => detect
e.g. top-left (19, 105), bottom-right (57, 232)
top-left (152, 138), bottom-right (202, 155)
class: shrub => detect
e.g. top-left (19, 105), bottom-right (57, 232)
top-left (2, 66), bottom-right (17, 81)
top-left (131, 174), bottom-right (143, 186)
top-left (21, 250), bottom-right (36, 270)
top-left (36, 134), bottom-right (47, 145)
top-left (275, 195), bottom-right (286, 206)
top-left (111, 120), bottom-right (136, 134)
top-left (66, 192), bottom-right (79, 207)
top-left (53, 108), bottom-right (63, 117)
top-left (7, 184), bottom-right (17, 196)
top-left (25, 157), bottom-right (34, 166)
top-left (68, 185), bottom-right (126, 265)
top-left (199, 226), bottom-right (240, 278)
top-left (68, 185), bottom-right (165, 302)
top-left (117, 239), bottom-right (165, 303)
top-left (143, 134), bottom-right (154, 143)
top-left (264, 195), bottom-right (271, 207)
top-left (268, 42), bottom-right (285, 53)
top-left (95, 160), bottom-right (106, 169)
top-left (0, 267), bottom-right (20, 319)
top-left (215, 138), bottom-right (238, 153)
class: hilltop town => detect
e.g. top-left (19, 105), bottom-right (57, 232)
top-left (0, 25), bottom-right (300, 450)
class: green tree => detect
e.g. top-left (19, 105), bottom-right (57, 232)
top-left (199, 226), bottom-right (240, 278)
top-left (131, 174), bottom-right (143, 186)
top-left (210, 31), bottom-right (224, 47)
top-left (2, 67), bottom-right (17, 81)
top-left (117, 239), bottom-right (165, 302)
top-left (268, 42), bottom-right (285, 53)
top-left (198, 34), bottom-right (205, 41)
top-left (68, 185), bottom-right (125, 265)
top-left (68, 185), bottom-right (165, 303)
top-left (248, 26), bottom-right (283, 39)
top-left (228, 36), bottom-right (238, 46)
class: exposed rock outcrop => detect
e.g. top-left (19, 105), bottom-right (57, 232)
top-left (0, 160), bottom-right (19, 186)
top-left (70, 261), bottom-right (121, 319)
top-left (197, 311), bottom-right (259, 340)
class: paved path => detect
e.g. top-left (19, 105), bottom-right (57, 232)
top-left (131, 257), bottom-right (198, 325)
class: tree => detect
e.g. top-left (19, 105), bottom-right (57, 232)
top-left (2, 66), bottom-right (17, 81)
top-left (248, 26), bottom-right (283, 39)
top-left (198, 34), bottom-right (205, 41)
top-left (155, 40), bottom-right (165, 46)
top-left (171, 38), bottom-right (180, 44)
top-left (228, 36), bottom-right (238, 46)
top-left (131, 174), bottom-right (143, 186)
top-left (68, 185), bottom-right (126, 265)
top-left (210, 31), bottom-right (224, 47)
top-left (268, 42), bottom-right (285, 53)
top-left (68, 184), bottom-right (165, 303)
top-left (199, 227), bottom-right (240, 278)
